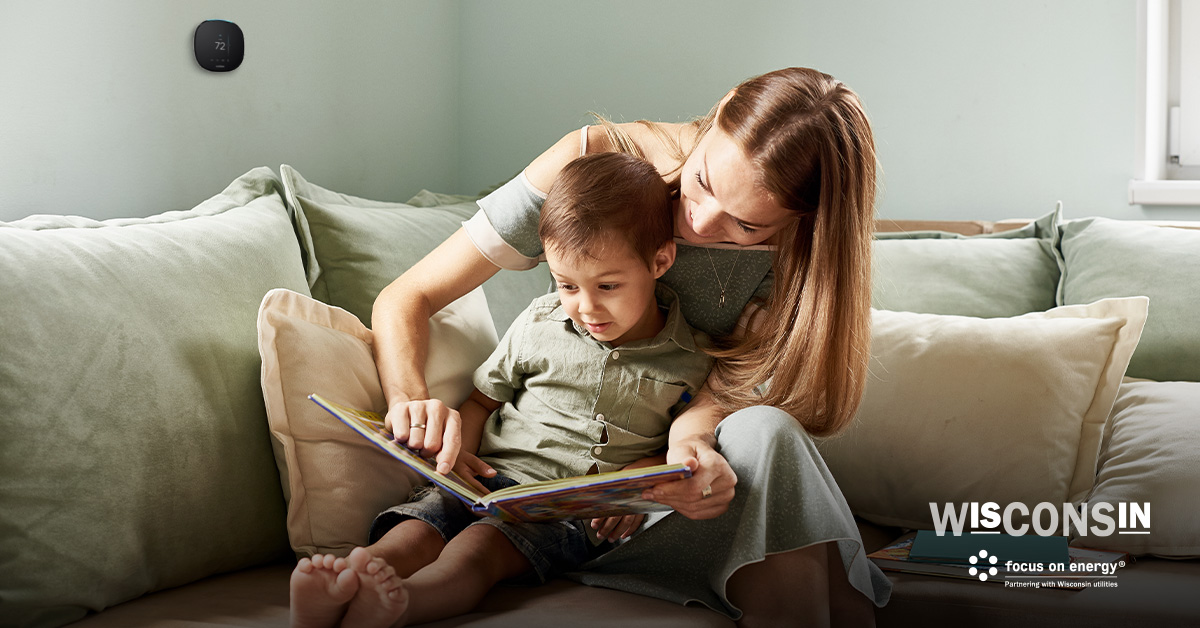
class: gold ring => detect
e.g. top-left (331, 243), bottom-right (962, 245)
top-left (410, 423), bottom-right (427, 430)
top-left (701, 485), bottom-right (713, 499)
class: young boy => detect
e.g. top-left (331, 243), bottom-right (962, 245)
top-left (290, 152), bottom-right (713, 628)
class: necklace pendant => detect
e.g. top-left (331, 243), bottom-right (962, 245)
top-left (719, 292), bottom-right (726, 308)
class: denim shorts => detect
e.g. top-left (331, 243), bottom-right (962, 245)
top-left (369, 474), bottom-right (610, 584)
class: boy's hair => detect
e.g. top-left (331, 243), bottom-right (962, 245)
top-left (538, 152), bottom-right (672, 265)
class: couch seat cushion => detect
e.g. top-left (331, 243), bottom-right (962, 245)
top-left (67, 564), bottom-right (735, 628)
top-left (877, 557), bottom-right (1200, 628)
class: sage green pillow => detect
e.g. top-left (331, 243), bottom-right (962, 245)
top-left (872, 211), bottom-right (1060, 318)
top-left (280, 165), bottom-right (550, 335)
top-left (1058, 217), bottom-right (1200, 382)
top-left (0, 168), bottom-right (307, 627)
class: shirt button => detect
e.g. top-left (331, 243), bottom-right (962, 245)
top-left (595, 413), bottom-right (605, 421)
top-left (611, 351), bottom-right (620, 360)
top-left (592, 446), bottom-right (603, 455)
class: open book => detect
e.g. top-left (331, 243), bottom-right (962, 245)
top-left (309, 394), bottom-right (690, 523)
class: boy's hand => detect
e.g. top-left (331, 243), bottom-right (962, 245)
top-left (450, 451), bottom-right (497, 495)
top-left (590, 514), bottom-right (645, 542)
top-left (385, 398), bottom-right (462, 474)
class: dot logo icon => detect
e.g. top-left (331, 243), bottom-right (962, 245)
top-left (968, 550), bottom-right (999, 581)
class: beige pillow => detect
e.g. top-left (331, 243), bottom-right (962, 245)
top-left (1074, 380), bottom-right (1200, 557)
top-left (818, 297), bottom-right (1148, 530)
top-left (257, 287), bottom-right (498, 556)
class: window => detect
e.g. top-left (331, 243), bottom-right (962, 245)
top-left (1131, 0), bottom-right (1200, 205)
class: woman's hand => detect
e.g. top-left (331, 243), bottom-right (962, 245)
top-left (590, 514), bottom-right (646, 542)
top-left (385, 399), bottom-right (463, 475)
top-left (643, 433), bottom-right (737, 520)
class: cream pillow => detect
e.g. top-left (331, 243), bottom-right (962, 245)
top-left (818, 297), bottom-right (1148, 530)
top-left (1073, 380), bottom-right (1200, 557)
top-left (257, 287), bottom-right (498, 556)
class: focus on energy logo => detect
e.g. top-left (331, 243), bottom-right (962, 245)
top-left (969, 550), bottom-right (999, 581)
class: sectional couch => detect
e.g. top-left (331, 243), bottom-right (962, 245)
top-left (1, 167), bottom-right (1197, 627)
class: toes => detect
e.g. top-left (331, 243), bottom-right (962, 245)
top-left (297, 557), bottom-right (314, 573)
top-left (347, 546), bottom-right (372, 572)
top-left (335, 563), bottom-right (360, 595)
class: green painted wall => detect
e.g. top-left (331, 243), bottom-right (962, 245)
top-left (5, 1), bottom-right (1186, 222)
top-left (459, 1), bottom-right (1162, 220)
top-left (0, 1), bottom-right (460, 221)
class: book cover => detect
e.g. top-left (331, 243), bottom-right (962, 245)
top-left (309, 394), bottom-right (691, 523)
top-left (909, 530), bottom-right (1069, 565)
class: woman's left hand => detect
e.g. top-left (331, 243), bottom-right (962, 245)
top-left (643, 433), bottom-right (736, 520)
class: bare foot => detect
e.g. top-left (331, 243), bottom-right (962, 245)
top-left (290, 553), bottom-right (359, 628)
top-left (341, 547), bottom-right (409, 628)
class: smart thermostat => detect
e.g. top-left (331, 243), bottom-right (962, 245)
top-left (194, 20), bottom-right (243, 72)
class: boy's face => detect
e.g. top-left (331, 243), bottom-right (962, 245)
top-left (545, 235), bottom-right (673, 347)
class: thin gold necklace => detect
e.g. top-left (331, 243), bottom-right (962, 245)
top-left (705, 248), bottom-right (742, 308)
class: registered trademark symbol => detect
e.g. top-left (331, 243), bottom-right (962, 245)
top-left (1118, 561), bottom-right (1126, 568)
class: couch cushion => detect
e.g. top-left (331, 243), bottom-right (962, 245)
top-left (818, 297), bottom-right (1148, 530)
top-left (1074, 380), bottom-right (1200, 557)
top-left (872, 210), bottom-right (1059, 318)
top-left (257, 288), bottom-right (496, 556)
top-left (280, 165), bottom-right (550, 336)
top-left (1058, 218), bottom-right (1200, 382)
top-left (876, 557), bottom-right (1200, 627)
top-left (0, 168), bottom-right (307, 627)
top-left (67, 563), bottom-right (734, 628)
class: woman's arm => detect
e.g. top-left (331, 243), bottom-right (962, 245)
top-left (372, 228), bottom-right (501, 472)
top-left (645, 384), bottom-right (738, 520)
top-left (373, 229), bottom-right (500, 404)
top-left (372, 129), bottom-right (585, 470)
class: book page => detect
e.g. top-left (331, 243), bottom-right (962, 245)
top-left (478, 464), bottom-right (690, 522)
top-left (309, 394), bottom-right (483, 505)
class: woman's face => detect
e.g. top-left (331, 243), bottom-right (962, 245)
top-left (675, 127), bottom-right (794, 246)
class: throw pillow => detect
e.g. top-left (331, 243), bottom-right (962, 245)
top-left (0, 168), bottom-right (307, 627)
top-left (279, 165), bottom-right (551, 336)
top-left (257, 287), bottom-right (497, 557)
top-left (1058, 217), bottom-right (1200, 382)
top-left (1073, 380), bottom-right (1200, 557)
top-left (872, 210), bottom-right (1060, 318)
top-left (817, 297), bottom-right (1148, 530)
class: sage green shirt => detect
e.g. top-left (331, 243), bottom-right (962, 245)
top-left (473, 284), bottom-right (713, 485)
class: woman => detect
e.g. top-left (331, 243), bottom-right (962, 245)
top-left (372, 67), bottom-right (890, 626)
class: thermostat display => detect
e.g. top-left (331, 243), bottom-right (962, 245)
top-left (194, 20), bottom-right (243, 72)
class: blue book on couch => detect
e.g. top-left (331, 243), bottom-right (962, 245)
top-left (909, 531), bottom-right (1069, 566)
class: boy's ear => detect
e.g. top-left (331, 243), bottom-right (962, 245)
top-left (651, 241), bottom-right (676, 279)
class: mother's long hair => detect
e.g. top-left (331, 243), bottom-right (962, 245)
top-left (596, 67), bottom-right (877, 437)
top-left (707, 68), bottom-right (876, 437)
